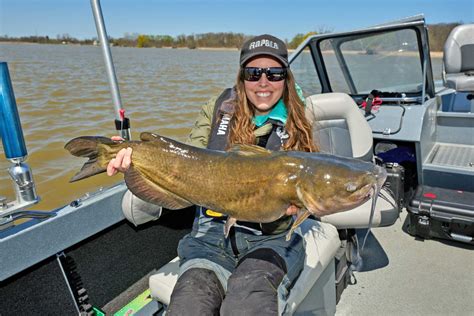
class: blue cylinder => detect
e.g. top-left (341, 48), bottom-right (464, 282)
top-left (0, 62), bottom-right (27, 160)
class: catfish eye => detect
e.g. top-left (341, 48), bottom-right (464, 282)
top-left (345, 182), bottom-right (358, 192)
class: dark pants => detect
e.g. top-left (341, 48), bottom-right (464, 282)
top-left (167, 248), bottom-right (287, 316)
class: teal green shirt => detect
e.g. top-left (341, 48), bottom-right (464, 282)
top-left (253, 99), bottom-right (288, 127)
top-left (253, 83), bottom-right (305, 127)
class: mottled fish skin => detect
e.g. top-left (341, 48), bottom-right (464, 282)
top-left (65, 132), bottom-right (386, 229)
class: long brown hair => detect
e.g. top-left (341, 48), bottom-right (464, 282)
top-left (228, 69), bottom-right (318, 152)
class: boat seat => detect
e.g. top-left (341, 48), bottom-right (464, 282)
top-left (122, 190), bottom-right (162, 226)
top-left (306, 92), bottom-right (398, 229)
top-left (122, 193), bottom-right (342, 314)
top-left (122, 93), bottom-right (397, 229)
top-left (123, 92), bottom-right (397, 314)
top-left (149, 220), bottom-right (341, 315)
top-left (443, 24), bottom-right (474, 92)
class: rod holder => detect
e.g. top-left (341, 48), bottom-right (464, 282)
top-left (0, 62), bottom-right (44, 225)
top-left (8, 158), bottom-right (38, 205)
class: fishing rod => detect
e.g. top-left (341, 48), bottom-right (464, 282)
top-left (90, 0), bottom-right (131, 140)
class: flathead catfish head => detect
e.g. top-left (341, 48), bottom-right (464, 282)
top-left (293, 153), bottom-right (387, 217)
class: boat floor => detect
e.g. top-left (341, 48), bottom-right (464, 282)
top-left (336, 210), bottom-right (474, 315)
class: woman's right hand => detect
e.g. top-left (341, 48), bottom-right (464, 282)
top-left (107, 136), bottom-right (133, 176)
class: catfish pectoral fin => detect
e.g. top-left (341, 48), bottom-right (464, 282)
top-left (124, 168), bottom-right (192, 210)
top-left (296, 184), bottom-right (325, 217)
top-left (286, 209), bottom-right (311, 241)
top-left (224, 217), bottom-right (237, 238)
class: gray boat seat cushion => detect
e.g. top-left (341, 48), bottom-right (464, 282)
top-left (121, 190), bottom-right (162, 226)
top-left (149, 219), bottom-right (341, 314)
top-left (444, 24), bottom-right (474, 92)
top-left (305, 92), bottom-right (373, 161)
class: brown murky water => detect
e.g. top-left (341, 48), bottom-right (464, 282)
top-left (0, 43), bottom-right (239, 210)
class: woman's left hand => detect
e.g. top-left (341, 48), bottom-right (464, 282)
top-left (286, 205), bottom-right (299, 216)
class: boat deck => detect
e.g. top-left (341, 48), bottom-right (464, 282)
top-left (428, 143), bottom-right (474, 169)
top-left (336, 210), bottom-right (474, 315)
top-left (423, 142), bottom-right (474, 192)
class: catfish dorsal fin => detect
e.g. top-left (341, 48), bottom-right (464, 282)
top-left (140, 132), bottom-right (160, 141)
top-left (140, 133), bottom-right (184, 148)
top-left (228, 144), bottom-right (272, 156)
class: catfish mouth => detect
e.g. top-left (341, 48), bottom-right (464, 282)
top-left (328, 182), bottom-right (374, 213)
top-left (310, 166), bottom-right (386, 217)
top-left (344, 166), bottom-right (387, 210)
top-left (346, 182), bottom-right (373, 207)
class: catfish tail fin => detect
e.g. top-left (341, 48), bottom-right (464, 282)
top-left (65, 136), bottom-right (117, 182)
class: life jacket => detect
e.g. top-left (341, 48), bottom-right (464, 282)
top-left (204, 87), bottom-right (293, 235)
top-left (208, 87), bottom-right (290, 150)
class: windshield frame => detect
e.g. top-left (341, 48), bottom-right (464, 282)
top-left (289, 17), bottom-right (435, 102)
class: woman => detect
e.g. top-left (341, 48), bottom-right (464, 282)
top-left (108, 34), bottom-right (317, 315)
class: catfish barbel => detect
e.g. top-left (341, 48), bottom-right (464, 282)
top-left (65, 132), bottom-right (386, 239)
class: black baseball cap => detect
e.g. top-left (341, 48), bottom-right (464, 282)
top-left (240, 34), bottom-right (288, 67)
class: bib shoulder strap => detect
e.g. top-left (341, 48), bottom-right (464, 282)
top-left (208, 87), bottom-right (236, 150)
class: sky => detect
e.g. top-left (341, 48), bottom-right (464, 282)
top-left (0, 0), bottom-right (472, 41)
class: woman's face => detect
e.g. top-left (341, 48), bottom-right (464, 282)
top-left (244, 57), bottom-right (285, 115)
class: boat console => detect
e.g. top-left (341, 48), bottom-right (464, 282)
top-left (289, 18), bottom-right (473, 246)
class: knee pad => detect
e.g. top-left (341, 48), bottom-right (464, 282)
top-left (238, 247), bottom-right (287, 273)
top-left (221, 249), bottom-right (286, 315)
top-left (167, 268), bottom-right (225, 316)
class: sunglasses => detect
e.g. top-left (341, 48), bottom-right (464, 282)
top-left (242, 67), bottom-right (287, 82)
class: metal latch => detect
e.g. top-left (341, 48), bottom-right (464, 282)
top-left (418, 215), bottom-right (430, 226)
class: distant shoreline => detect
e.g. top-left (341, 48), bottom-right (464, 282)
top-left (0, 40), bottom-right (239, 50)
top-left (0, 41), bottom-right (239, 51)
top-left (0, 41), bottom-right (443, 57)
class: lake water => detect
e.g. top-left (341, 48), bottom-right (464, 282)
top-left (0, 43), bottom-right (442, 210)
top-left (0, 43), bottom-right (239, 210)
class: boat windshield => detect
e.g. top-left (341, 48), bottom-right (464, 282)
top-left (292, 28), bottom-right (425, 97)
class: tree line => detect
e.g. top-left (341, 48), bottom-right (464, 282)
top-left (0, 23), bottom-right (464, 51)
top-left (131, 32), bottom-right (248, 49)
top-left (427, 23), bottom-right (462, 52)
